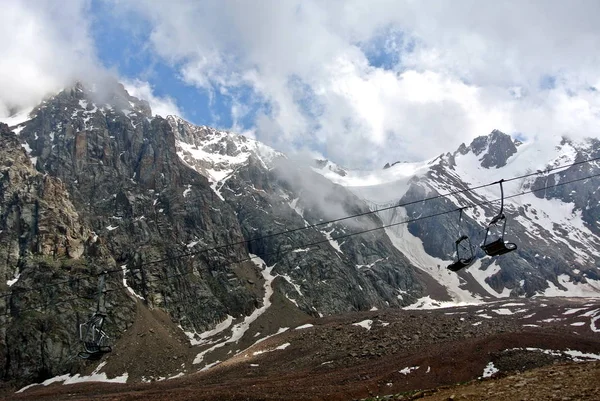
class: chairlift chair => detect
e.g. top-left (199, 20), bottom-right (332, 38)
top-left (481, 180), bottom-right (517, 257)
top-left (447, 209), bottom-right (476, 272)
top-left (78, 274), bottom-right (112, 360)
top-left (447, 235), bottom-right (476, 272)
top-left (78, 312), bottom-right (112, 360)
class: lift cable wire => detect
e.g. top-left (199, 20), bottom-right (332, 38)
top-left (114, 155), bottom-right (600, 269)
top-left (1, 157), bottom-right (599, 302)
top-left (2, 170), bottom-right (599, 316)
top-left (48, 155), bottom-right (600, 284)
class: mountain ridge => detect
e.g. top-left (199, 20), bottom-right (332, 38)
top-left (1, 81), bottom-right (599, 387)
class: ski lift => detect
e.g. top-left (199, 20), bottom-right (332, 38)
top-left (78, 312), bottom-right (111, 360)
top-left (447, 209), bottom-right (476, 272)
top-left (481, 179), bottom-right (517, 257)
top-left (78, 274), bottom-right (112, 360)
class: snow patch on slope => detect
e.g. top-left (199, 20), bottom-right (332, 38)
top-left (539, 275), bottom-right (600, 298)
top-left (121, 265), bottom-right (144, 300)
top-left (467, 260), bottom-right (512, 298)
top-left (381, 207), bottom-right (481, 303)
top-left (193, 254), bottom-right (276, 365)
top-left (180, 315), bottom-right (234, 346)
top-left (0, 107), bottom-right (34, 127)
top-left (352, 319), bottom-right (373, 330)
top-left (17, 370), bottom-right (128, 393)
top-left (404, 295), bottom-right (481, 310)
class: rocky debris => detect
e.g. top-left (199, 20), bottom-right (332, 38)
top-left (97, 301), bottom-right (195, 382)
top-left (7, 298), bottom-right (600, 401)
top-left (398, 362), bottom-right (600, 401)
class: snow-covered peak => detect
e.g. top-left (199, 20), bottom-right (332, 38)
top-left (74, 80), bottom-right (153, 118)
top-left (311, 128), bottom-right (600, 298)
top-left (0, 107), bottom-right (35, 128)
top-left (312, 159), bottom-right (348, 179)
top-left (450, 133), bottom-right (573, 189)
top-left (312, 156), bottom-right (437, 205)
top-left (456, 130), bottom-right (519, 169)
top-left (167, 115), bottom-right (283, 200)
top-left (168, 115), bottom-right (282, 168)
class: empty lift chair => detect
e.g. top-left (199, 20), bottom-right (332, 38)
top-left (78, 274), bottom-right (112, 360)
top-left (78, 312), bottom-right (112, 360)
top-left (481, 179), bottom-right (517, 257)
top-left (447, 209), bottom-right (476, 272)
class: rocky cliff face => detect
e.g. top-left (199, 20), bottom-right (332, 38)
top-left (0, 82), bottom-right (428, 384)
top-left (168, 116), bottom-right (426, 312)
top-left (0, 122), bottom-right (135, 383)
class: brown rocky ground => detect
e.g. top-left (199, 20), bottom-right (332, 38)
top-left (4, 297), bottom-right (600, 401)
top-left (400, 361), bottom-right (600, 401)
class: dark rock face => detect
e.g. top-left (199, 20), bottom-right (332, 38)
top-left (0, 85), bottom-right (259, 383)
top-left (169, 117), bottom-right (425, 314)
top-left (0, 83), bottom-right (427, 383)
top-left (12, 83), bottom-right (262, 326)
top-left (467, 130), bottom-right (518, 168)
top-left (0, 123), bottom-right (135, 383)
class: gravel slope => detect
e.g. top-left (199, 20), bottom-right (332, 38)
top-left (7, 297), bottom-right (600, 401)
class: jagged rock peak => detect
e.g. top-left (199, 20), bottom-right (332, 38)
top-left (30, 79), bottom-right (153, 122)
top-left (459, 129), bottom-right (518, 169)
top-left (167, 114), bottom-right (284, 181)
top-left (166, 115), bottom-right (236, 143)
top-left (383, 161), bottom-right (409, 169)
top-left (314, 159), bottom-right (347, 177)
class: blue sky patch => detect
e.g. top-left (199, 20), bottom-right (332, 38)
top-left (360, 27), bottom-right (412, 71)
top-left (90, 0), bottom-right (225, 126)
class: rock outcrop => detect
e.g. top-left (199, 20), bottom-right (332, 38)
top-left (0, 123), bottom-right (135, 383)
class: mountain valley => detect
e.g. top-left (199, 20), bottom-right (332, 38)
top-left (1, 81), bottom-right (599, 399)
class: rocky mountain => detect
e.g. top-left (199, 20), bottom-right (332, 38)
top-left (0, 82), bottom-right (429, 385)
top-left (0, 80), bottom-right (599, 387)
top-left (318, 129), bottom-right (600, 301)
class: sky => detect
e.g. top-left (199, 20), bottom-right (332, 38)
top-left (2, 0), bottom-right (600, 169)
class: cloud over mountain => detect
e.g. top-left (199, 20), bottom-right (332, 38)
top-left (4, 0), bottom-right (600, 167)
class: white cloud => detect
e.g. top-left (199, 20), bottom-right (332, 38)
top-left (0, 1), bottom-right (180, 125)
top-left (113, 0), bottom-right (600, 168)
top-left (5, 1), bottom-right (600, 168)
top-left (0, 0), bottom-right (100, 118)
top-left (123, 79), bottom-right (183, 118)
